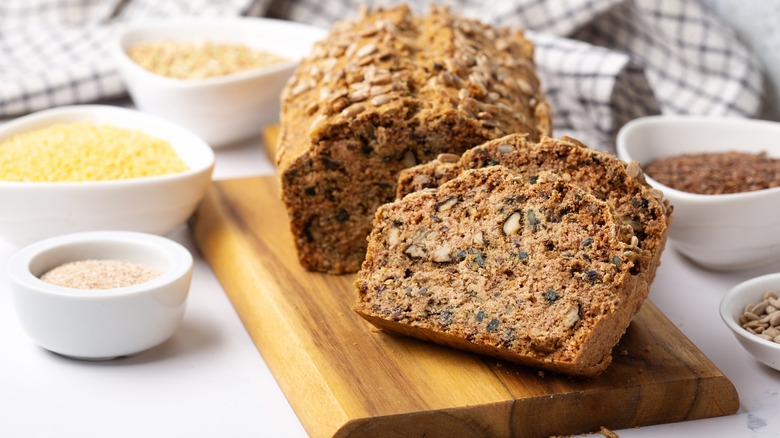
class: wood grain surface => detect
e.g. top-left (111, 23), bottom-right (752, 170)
top-left (261, 124), bottom-right (279, 163)
top-left (190, 175), bottom-right (739, 438)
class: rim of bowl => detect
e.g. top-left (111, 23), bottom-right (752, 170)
top-left (112, 16), bottom-right (328, 89)
top-left (0, 104), bottom-right (215, 187)
top-left (616, 115), bottom-right (780, 204)
top-left (719, 273), bottom-right (780, 351)
top-left (7, 231), bottom-right (193, 298)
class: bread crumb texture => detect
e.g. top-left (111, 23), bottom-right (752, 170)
top-left (277, 4), bottom-right (551, 273)
top-left (0, 122), bottom-right (187, 182)
top-left (355, 166), bottom-right (656, 377)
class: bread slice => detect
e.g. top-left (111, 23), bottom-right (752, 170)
top-left (276, 5), bottom-right (551, 274)
top-left (397, 134), bottom-right (671, 287)
top-left (354, 166), bottom-right (649, 377)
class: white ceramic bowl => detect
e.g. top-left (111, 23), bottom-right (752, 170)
top-left (720, 273), bottom-right (780, 372)
top-left (8, 231), bottom-right (193, 360)
top-left (0, 105), bottom-right (214, 247)
top-left (616, 115), bottom-right (780, 271)
top-left (113, 17), bottom-right (327, 147)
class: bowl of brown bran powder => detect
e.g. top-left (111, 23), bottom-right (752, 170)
top-left (8, 231), bottom-right (193, 360)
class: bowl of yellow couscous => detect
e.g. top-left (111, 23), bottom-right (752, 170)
top-left (0, 105), bottom-right (214, 246)
top-left (113, 17), bottom-right (327, 147)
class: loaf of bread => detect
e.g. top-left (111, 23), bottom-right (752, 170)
top-left (397, 134), bottom-right (671, 288)
top-left (354, 166), bottom-right (649, 377)
top-left (276, 5), bottom-right (551, 274)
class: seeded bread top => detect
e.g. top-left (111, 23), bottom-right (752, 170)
top-left (276, 5), bottom-right (553, 274)
top-left (275, 4), bottom-right (551, 171)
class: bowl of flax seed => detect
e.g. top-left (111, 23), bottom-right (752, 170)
top-left (112, 17), bottom-right (327, 147)
top-left (617, 115), bottom-right (780, 271)
top-left (8, 231), bottom-right (193, 360)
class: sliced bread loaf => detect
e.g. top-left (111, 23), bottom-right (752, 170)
top-left (276, 6), bottom-right (551, 274)
top-left (354, 166), bottom-right (649, 377)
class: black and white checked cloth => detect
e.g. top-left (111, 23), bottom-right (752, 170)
top-left (0, 0), bottom-right (764, 150)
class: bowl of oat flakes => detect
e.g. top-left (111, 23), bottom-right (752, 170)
top-left (720, 273), bottom-right (780, 372)
top-left (617, 115), bottom-right (780, 271)
top-left (8, 231), bottom-right (193, 360)
top-left (113, 17), bottom-right (327, 146)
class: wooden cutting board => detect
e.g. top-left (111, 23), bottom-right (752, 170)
top-left (190, 175), bottom-right (739, 438)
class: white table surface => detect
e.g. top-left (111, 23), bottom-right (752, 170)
top-left (1, 126), bottom-right (779, 438)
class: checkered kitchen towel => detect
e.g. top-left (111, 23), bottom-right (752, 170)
top-left (0, 0), bottom-right (763, 150)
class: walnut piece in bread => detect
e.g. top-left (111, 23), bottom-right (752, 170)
top-left (355, 166), bottom-right (649, 377)
top-left (276, 5), bottom-right (551, 273)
